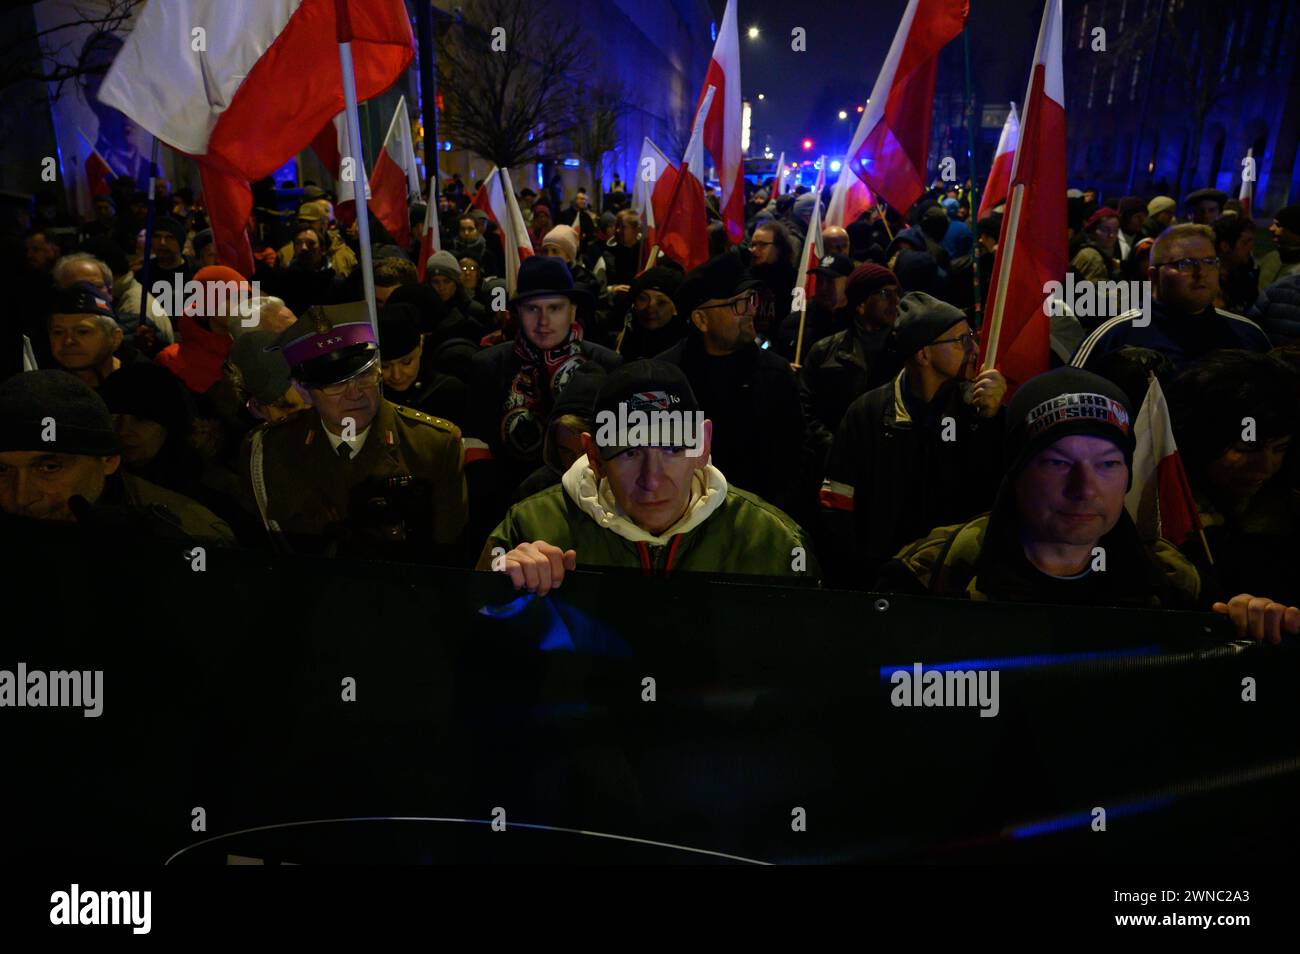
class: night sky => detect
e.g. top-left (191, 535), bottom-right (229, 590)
top-left (713, 0), bottom-right (1048, 159)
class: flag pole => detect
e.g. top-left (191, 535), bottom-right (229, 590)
top-left (981, 181), bottom-right (1025, 370)
top-left (138, 135), bottom-right (163, 326)
top-left (963, 26), bottom-right (983, 318)
top-left (335, 0), bottom-right (378, 337)
top-left (866, 184), bottom-right (894, 244)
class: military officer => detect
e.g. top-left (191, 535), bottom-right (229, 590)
top-left (242, 302), bottom-right (467, 561)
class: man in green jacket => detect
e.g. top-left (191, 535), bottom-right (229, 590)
top-left (478, 360), bottom-right (818, 593)
top-left (874, 367), bottom-right (1300, 644)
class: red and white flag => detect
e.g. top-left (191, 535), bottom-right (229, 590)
top-left (979, 102), bottom-right (1019, 219)
top-left (416, 177), bottom-right (440, 282)
top-left (99, 0), bottom-right (413, 277)
top-left (632, 137), bottom-right (675, 256)
top-left (1239, 147), bottom-right (1254, 218)
top-left (471, 166), bottom-right (534, 294)
top-left (794, 157), bottom-right (829, 303)
top-left (369, 95), bottom-right (421, 247)
top-left (310, 112), bottom-right (364, 226)
top-left (656, 86), bottom-right (715, 273)
top-left (1125, 375), bottom-right (1203, 546)
top-left (77, 128), bottom-right (118, 198)
top-left (979, 0), bottom-right (1066, 396)
top-left (773, 151), bottom-right (786, 197)
top-left (830, 0), bottom-right (968, 222)
top-left (690, 0), bottom-right (744, 245)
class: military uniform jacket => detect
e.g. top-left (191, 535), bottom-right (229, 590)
top-left (242, 398), bottom-right (467, 558)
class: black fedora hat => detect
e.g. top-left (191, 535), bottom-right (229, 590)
top-left (508, 255), bottom-right (594, 311)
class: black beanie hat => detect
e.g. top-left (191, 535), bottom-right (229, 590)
top-left (98, 363), bottom-right (194, 435)
top-left (1005, 367), bottom-right (1135, 479)
top-left (378, 303), bottom-right (424, 358)
top-left (0, 370), bottom-right (120, 456)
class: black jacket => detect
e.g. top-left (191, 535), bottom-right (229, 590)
top-left (656, 334), bottom-right (805, 515)
top-left (820, 371), bottom-right (1004, 586)
top-left (797, 321), bottom-right (900, 466)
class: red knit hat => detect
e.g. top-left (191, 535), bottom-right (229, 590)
top-left (845, 263), bottom-right (899, 308)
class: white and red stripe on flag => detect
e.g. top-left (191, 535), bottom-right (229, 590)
top-left (470, 166), bottom-right (534, 294)
top-left (1239, 147), bottom-right (1254, 218)
top-left (369, 95), bottom-right (421, 247)
top-left (979, 102), bottom-right (1019, 220)
top-left (416, 176), bottom-right (440, 282)
top-left (99, 0), bottom-right (413, 277)
top-left (690, 0), bottom-right (745, 245)
top-left (1125, 374), bottom-right (1203, 546)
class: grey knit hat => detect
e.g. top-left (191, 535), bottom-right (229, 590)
top-left (425, 250), bottom-right (461, 284)
top-left (230, 330), bottom-right (293, 405)
top-left (0, 370), bottom-right (119, 455)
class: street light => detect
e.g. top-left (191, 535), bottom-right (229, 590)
top-left (838, 110), bottom-right (848, 120)
top-left (747, 25), bottom-right (759, 39)
top-left (757, 93), bottom-right (765, 100)
top-left (802, 138), bottom-right (813, 151)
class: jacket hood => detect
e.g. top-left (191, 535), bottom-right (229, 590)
top-left (560, 455), bottom-right (728, 545)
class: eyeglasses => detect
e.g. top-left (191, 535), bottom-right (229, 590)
top-left (460, 263), bottom-right (479, 272)
top-left (1154, 256), bottom-right (1220, 273)
top-left (930, 331), bottom-right (979, 349)
top-left (702, 290), bottom-right (759, 316)
top-left (317, 362), bottom-right (381, 397)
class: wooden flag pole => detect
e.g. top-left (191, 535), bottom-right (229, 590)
top-left (981, 181), bottom-right (1025, 371)
top-left (866, 184), bottom-right (894, 244)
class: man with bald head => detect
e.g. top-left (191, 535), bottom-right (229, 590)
top-left (821, 225), bottom-right (850, 259)
top-left (1072, 224), bottom-right (1270, 375)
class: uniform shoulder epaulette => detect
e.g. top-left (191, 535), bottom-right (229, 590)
top-left (394, 404), bottom-right (462, 436)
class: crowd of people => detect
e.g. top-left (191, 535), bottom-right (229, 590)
top-left (3, 166), bottom-right (1300, 644)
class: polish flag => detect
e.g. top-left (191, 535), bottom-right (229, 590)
top-left (632, 137), bottom-right (675, 257)
top-left (416, 177), bottom-right (440, 282)
top-left (773, 151), bottom-right (786, 197)
top-left (656, 86), bottom-right (715, 273)
top-left (691, 0), bottom-right (744, 245)
top-left (978, 0), bottom-right (1066, 396)
top-left (470, 166), bottom-right (533, 294)
top-left (825, 166), bottom-right (876, 229)
top-left (77, 128), bottom-right (118, 198)
top-left (98, 0), bottom-right (414, 278)
top-left (309, 112), bottom-right (363, 226)
top-left (1125, 375), bottom-right (1203, 547)
top-left (979, 102), bottom-right (1019, 219)
top-left (1239, 147), bottom-right (1254, 218)
top-left (832, 0), bottom-right (968, 220)
top-left (369, 95), bottom-right (421, 247)
top-left (794, 158), bottom-right (829, 302)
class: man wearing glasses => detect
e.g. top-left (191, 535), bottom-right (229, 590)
top-left (1072, 224), bottom-right (1271, 374)
top-left (658, 249), bottom-right (806, 518)
top-left (820, 292), bottom-right (1007, 585)
top-left (242, 302), bottom-right (468, 560)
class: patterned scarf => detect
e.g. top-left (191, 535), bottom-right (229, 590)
top-left (501, 323), bottom-right (588, 459)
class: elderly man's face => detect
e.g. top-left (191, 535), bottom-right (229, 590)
top-left (1015, 435), bottom-right (1128, 550)
top-left (0, 450), bottom-right (119, 522)
top-left (584, 422), bottom-right (713, 536)
top-left (309, 363), bottom-right (382, 436)
top-left (49, 313), bottom-right (120, 372)
top-left (59, 260), bottom-right (111, 300)
top-left (517, 295), bottom-right (575, 351)
top-left (691, 289), bottom-right (758, 354)
top-left (1153, 235), bottom-right (1219, 314)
